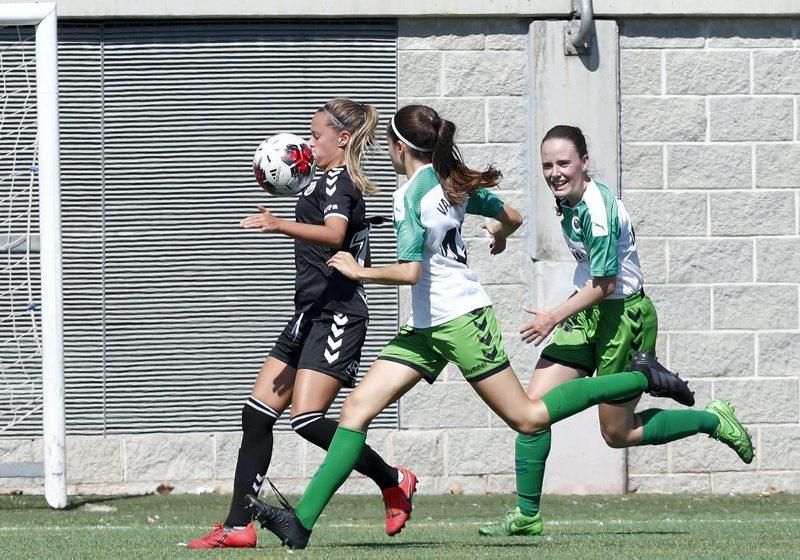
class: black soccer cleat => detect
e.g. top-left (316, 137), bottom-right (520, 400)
top-left (628, 351), bottom-right (695, 407)
top-left (244, 494), bottom-right (311, 550)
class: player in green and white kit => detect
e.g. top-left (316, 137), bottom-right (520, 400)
top-left (479, 125), bottom-right (754, 538)
top-left (244, 108), bottom-right (698, 550)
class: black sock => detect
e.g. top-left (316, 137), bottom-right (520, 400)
top-left (224, 396), bottom-right (279, 528)
top-left (290, 411), bottom-right (398, 490)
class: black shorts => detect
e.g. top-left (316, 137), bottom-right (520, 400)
top-left (268, 309), bottom-right (367, 388)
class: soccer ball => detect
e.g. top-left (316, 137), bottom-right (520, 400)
top-left (253, 133), bottom-right (316, 196)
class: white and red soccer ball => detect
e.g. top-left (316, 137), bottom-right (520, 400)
top-left (253, 133), bottom-right (316, 196)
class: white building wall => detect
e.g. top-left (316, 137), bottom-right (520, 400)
top-left (620, 18), bottom-right (800, 494)
top-left (394, 18), bottom-right (534, 495)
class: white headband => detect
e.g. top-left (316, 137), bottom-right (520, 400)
top-left (324, 108), bottom-right (347, 130)
top-left (391, 115), bottom-right (433, 153)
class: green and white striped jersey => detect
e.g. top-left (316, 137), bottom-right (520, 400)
top-left (393, 164), bottom-right (504, 327)
top-left (559, 179), bottom-right (643, 299)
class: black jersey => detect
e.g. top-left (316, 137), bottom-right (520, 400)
top-left (293, 166), bottom-right (370, 317)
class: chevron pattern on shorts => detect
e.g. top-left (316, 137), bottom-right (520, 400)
top-left (625, 307), bottom-right (645, 364)
top-left (325, 312), bottom-right (348, 364)
top-left (473, 313), bottom-right (500, 362)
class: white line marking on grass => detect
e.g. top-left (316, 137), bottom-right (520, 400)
top-left (1, 518), bottom-right (799, 532)
top-left (327, 518), bottom-right (800, 529)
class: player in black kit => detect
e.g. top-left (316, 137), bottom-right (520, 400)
top-left (187, 99), bottom-right (416, 549)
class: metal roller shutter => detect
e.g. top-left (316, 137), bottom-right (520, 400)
top-left (5, 19), bottom-right (399, 437)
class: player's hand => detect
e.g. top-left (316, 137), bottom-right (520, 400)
top-left (480, 222), bottom-right (507, 255)
top-left (240, 205), bottom-right (282, 233)
top-left (519, 307), bottom-right (558, 346)
top-left (327, 251), bottom-right (363, 280)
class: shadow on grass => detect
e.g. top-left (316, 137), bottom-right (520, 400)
top-left (0, 493), bottom-right (153, 511)
top-left (63, 494), bottom-right (152, 511)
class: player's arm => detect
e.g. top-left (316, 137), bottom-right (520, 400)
top-left (520, 209), bottom-right (619, 345)
top-left (466, 189), bottom-right (523, 255)
top-left (481, 204), bottom-right (523, 255)
top-left (327, 252), bottom-right (420, 285)
top-left (240, 205), bottom-right (347, 248)
top-left (520, 276), bottom-right (615, 345)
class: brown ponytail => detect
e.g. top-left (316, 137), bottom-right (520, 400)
top-left (388, 104), bottom-right (501, 205)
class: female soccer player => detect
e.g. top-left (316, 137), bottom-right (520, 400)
top-left (479, 125), bottom-right (754, 537)
top-left (244, 105), bottom-right (696, 550)
top-left (187, 99), bottom-right (416, 549)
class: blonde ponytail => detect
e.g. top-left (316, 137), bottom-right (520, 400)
top-left (319, 98), bottom-right (379, 196)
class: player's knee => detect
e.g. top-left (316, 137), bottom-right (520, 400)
top-left (339, 393), bottom-right (375, 430)
top-left (600, 426), bottom-right (632, 448)
top-left (507, 402), bottom-right (549, 434)
top-left (516, 421), bottom-right (548, 435)
top-left (506, 414), bottom-right (547, 435)
top-left (241, 397), bottom-right (279, 436)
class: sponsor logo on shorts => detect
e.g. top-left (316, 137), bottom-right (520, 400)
top-left (346, 360), bottom-right (360, 377)
top-left (464, 363), bottom-right (485, 375)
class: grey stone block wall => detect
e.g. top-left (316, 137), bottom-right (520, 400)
top-left (395, 17), bottom-right (535, 494)
top-left (620, 18), bottom-right (800, 494)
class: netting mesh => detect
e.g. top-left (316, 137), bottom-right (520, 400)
top-left (0, 24), bottom-right (42, 435)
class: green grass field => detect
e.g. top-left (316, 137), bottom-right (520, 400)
top-left (2, 493), bottom-right (799, 559)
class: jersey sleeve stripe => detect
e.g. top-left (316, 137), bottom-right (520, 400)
top-left (324, 213), bottom-right (350, 222)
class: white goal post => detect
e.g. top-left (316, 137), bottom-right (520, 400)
top-left (0, 2), bottom-right (65, 509)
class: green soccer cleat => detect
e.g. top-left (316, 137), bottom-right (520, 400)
top-left (705, 399), bottom-right (754, 464)
top-left (478, 507), bottom-right (543, 537)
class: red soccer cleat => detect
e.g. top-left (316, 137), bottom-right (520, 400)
top-left (382, 466), bottom-right (418, 536)
top-left (186, 522), bottom-right (257, 549)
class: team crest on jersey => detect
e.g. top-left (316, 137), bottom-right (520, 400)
top-left (303, 181), bottom-right (316, 196)
top-left (571, 214), bottom-right (582, 233)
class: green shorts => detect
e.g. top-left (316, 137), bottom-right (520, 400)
top-left (540, 291), bottom-right (658, 376)
top-left (378, 306), bottom-right (510, 383)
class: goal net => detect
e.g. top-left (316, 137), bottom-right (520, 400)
top-left (0, 2), bottom-right (65, 509)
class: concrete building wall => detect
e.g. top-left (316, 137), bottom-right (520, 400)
top-left (620, 18), bottom-right (800, 494)
top-left (394, 18), bottom-right (534, 495)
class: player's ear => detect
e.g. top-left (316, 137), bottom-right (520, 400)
top-left (338, 130), bottom-right (351, 148)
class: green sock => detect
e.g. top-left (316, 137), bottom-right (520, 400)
top-left (294, 426), bottom-right (367, 530)
top-left (515, 430), bottom-right (550, 517)
top-left (541, 371), bottom-right (648, 424)
top-left (640, 408), bottom-right (720, 445)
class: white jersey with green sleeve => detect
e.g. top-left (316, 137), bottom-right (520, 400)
top-left (559, 179), bottom-right (643, 299)
top-left (393, 164), bottom-right (505, 327)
